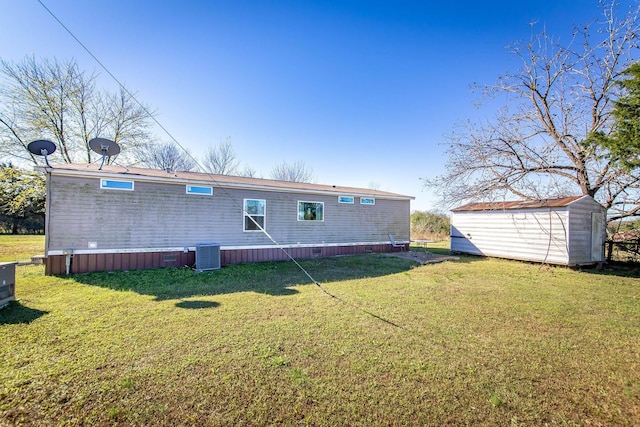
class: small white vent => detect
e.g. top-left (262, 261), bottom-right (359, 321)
top-left (195, 243), bottom-right (221, 271)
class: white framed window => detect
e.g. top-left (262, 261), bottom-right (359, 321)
top-left (360, 197), bottom-right (375, 205)
top-left (298, 201), bottom-right (324, 221)
top-left (100, 179), bottom-right (134, 191)
top-left (244, 199), bottom-right (266, 231)
top-left (186, 185), bottom-right (213, 195)
top-left (338, 195), bottom-right (354, 204)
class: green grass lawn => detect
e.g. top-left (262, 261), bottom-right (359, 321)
top-left (1, 238), bottom-right (639, 425)
top-left (0, 235), bottom-right (45, 262)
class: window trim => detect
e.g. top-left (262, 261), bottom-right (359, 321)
top-left (297, 201), bottom-right (324, 222)
top-left (338, 195), bottom-right (354, 204)
top-left (360, 197), bottom-right (376, 205)
top-left (243, 198), bottom-right (266, 232)
top-left (100, 179), bottom-right (134, 191)
top-left (186, 185), bottom-right (213, 195)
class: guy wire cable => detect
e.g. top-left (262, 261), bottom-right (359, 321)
top-left (36, 0), bottom-right (408, 331)
top-left (247, 216), bottom-right (407, 330)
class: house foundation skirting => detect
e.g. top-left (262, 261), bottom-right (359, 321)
top-left (44, 242), bottom-right (408, 275)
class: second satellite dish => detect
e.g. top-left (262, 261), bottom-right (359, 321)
top-left (89, 137), bottom-right (121, 170)
top-left (27, 139), bottom-right (57, 167)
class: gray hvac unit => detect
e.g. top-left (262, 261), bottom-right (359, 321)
top-left (0, 262), bottom-right (17, 309)
top-left (195, 243), bottom-right (221, 271)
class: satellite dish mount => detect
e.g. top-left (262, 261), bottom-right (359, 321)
top-left (27, 140), bottom-right (57, 167)
top-left (89, 138), bottom-right (121, 170)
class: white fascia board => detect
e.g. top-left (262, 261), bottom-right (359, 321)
top-left (38, 167), bottom-right (212, 186)
top-left (216, 183), bottom-right (414, 201)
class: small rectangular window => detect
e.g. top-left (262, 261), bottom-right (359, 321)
top-left (298, 201), bottom-right (324, 221)
top-left (338, 195), bottom-right (354, 204)
top-left (100, 179), bottom-right (134, 191)
top-left (244, 199), bottom-right (266, 231)
top-left (186, 185), bottom-right (213, 195)
top-left (360, 197), bottom-right (375, 205)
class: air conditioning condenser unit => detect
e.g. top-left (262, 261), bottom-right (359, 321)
top-left (195, 243), bottom-right (221, 272)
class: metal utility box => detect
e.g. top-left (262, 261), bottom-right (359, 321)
top-left (0, 262), bottom-right (17, 308)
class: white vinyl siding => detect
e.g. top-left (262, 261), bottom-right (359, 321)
top-left (451, 210), bottom-right (569, 264)
top-left (450, 196), bottom-right (605, 266)
top-left (46, 175), bottom-right (410, 251)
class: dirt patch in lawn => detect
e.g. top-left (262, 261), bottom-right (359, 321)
top-left (384, 250), bottom-right (460, 265)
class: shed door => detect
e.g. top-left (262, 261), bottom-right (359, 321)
top-left (591, 213), bottom-right (604, 262)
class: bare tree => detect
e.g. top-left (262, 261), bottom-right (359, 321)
top-left (270, 160), bottom-right (314, 183)
top-left (134, 141), bottom-right (198, 171)
top-left (238, 164), bottom-right (258, 178)
top-left (203, 137), bottom-right (240, 175)
top-left (0, 56), bottom-right (154, 166)
top-left (368, 181), bottom-right (381, 191)
top-left (424, 1), bottom-right (640, 222)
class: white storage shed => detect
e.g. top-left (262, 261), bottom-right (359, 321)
top-left (450, 196), bottom-right (606, 266)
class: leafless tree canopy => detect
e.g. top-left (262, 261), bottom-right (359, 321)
top-left (203, 137), bottom-right (240, 175)
top-left (270, 160), bottom-right (314, 183)
top-left (0, 56), bottom-right (154, 166)
top-left (239, 164), bottom-right (258, 178)
top-left (424, 1), bottom-right (640, 222)
top-left (368, 181), bottom-right (381, 191)
top-left (134, 141), bottom-right (198, 172)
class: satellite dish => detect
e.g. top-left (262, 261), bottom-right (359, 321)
top-left (27, 139), bottom-right (57, 167)
top-left (89, 138), bottom-right (121, 170)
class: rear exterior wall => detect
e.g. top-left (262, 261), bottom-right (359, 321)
top-left (46, 175), bottom-right (410, 255)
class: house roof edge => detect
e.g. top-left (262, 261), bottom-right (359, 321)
top-left (36, 163), bottom-right (415, 200)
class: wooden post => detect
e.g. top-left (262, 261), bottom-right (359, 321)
top-left (606, 240), bottom-right (614, 263)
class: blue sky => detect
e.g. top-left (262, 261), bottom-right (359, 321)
top-left (0, 0), bottom-right (627, 211)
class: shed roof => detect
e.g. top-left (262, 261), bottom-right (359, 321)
top-left (451, 196), bottom-right (589, 212)
top-left (39, 163), bottom-right (415, 200)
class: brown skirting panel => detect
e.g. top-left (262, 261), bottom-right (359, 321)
top-left (45, 251), bottom-right (196, 275)
top-left (45, 243), bottom-right (407, 275)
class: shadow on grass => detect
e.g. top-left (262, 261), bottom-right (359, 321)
top-left (175, 300), bottom-right (220, 309)
top-left (420, 245), bottom-right (640, 276)
top-left (580, 262), bottom-right (640, 279)
top-left (69, 254), bottom-right (420, 302)
top-left (0, 301), bottom-right (49, 324)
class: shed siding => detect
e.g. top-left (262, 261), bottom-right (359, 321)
top-left (47, 175), bottom-right (409, 253)
top-left (450, 209), bottom-right (570, 264)
top-left (567, 197), bottom-right (605, 264)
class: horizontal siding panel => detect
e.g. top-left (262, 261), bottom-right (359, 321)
top-left (47, 176), bottom-right (410, 253)
top-left (452, 240), bottom-right (568, 264)
top-left (567, 199), bottom-right (605, 264)
top-left (451, 197), bottom-right (606, 265)
top-left (451, 210), bottom-right (570, 264)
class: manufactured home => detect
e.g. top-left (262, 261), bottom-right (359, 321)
top-left (450, 196), bottom-right (606, 266)
top-left (38, 163), bottom-right (413, 275)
